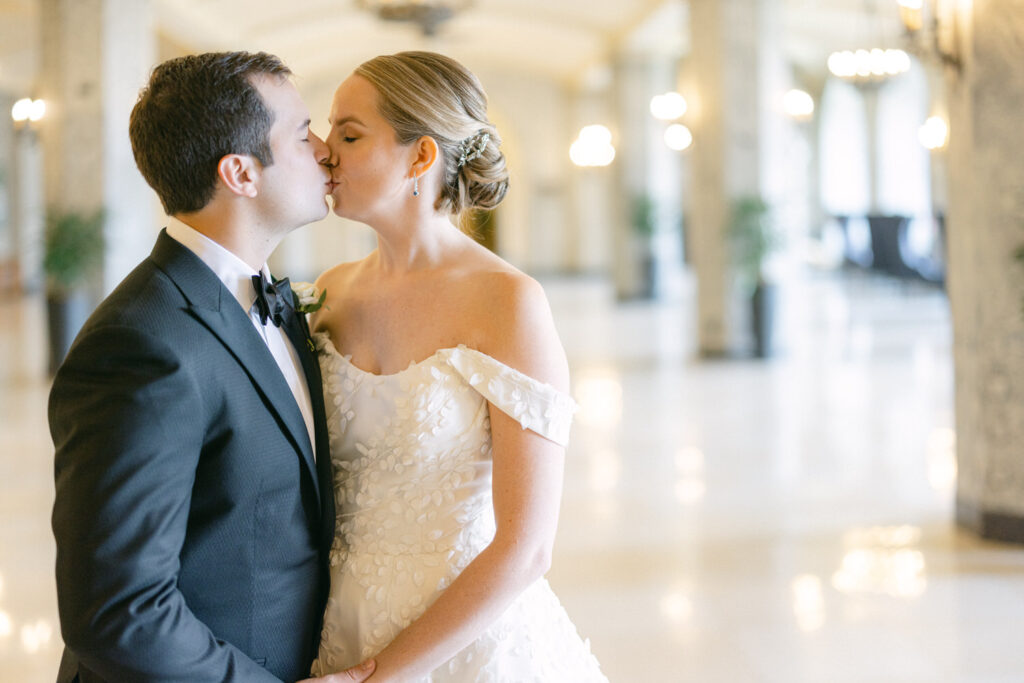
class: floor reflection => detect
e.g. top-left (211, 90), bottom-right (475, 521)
top-left (832, 526), bottom-right (927, 598)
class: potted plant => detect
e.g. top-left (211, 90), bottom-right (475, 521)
top-left (1016, 244), bottom-right (1024, 318)
top-left (631, 194), bottom-right (658, 298)
top-left (43, 207), bottom-right (104, 373)
top-left (728, 196), bottom-right (782, 358)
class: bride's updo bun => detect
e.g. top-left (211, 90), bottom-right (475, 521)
top-left (354, 51), bottom-right (509, 217)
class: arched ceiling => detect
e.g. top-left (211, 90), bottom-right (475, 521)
top-left (0, 0), bottom-right (911, 94)
top-left (153, 0), bottom-right (678, 86)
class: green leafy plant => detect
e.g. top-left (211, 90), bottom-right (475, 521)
top-left (1016, 244), bottom-right (1024, 317)
top-left (43, 208), bottom-right (105, 296)
top-left (728, 195), bottom-right (781, 293)
top-left (631, 194), bottom-right (657, 238)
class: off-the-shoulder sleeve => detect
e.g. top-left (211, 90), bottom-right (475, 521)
top-left (442, 345), bottom-right (577, 447)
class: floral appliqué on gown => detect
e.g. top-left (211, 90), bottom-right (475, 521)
top-left (310, 332), bottom-right (607, 682)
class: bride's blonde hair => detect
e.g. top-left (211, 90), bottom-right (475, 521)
top-left (354, 51), bottom-right (509, 218)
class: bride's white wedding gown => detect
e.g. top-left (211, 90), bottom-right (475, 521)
top-left (310, 332), bottom-right (607, 682)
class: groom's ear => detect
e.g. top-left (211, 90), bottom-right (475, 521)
top-left (217, 154), bottom-right (260, 199)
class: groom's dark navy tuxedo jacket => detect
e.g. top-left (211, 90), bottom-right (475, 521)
top-left (50, 231), bottom-right (335, 682)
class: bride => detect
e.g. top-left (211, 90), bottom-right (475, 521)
top-left (308, 51), bottom-right (607, 682)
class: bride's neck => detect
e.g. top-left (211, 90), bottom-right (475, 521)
top-left (373, 215), bottom-right (463, 274)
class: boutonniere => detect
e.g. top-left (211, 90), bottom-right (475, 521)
top-left (290, 282), bottom-right (327, 353)
top-left (291, 281), bottom-right (327, 315)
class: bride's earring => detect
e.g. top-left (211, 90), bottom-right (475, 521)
top-left (413, 174), bottom-right (420, 197)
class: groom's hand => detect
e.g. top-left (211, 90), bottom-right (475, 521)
top-left (298, 659), bottom-right (376, 683)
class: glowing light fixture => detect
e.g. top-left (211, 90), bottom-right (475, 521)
top-left (650, 92), bottom-right (687, 121)
top-left (782, 89), bottom-right (815, 120)
top-left (828, 48), bottom-right (911, 84)
top-left (570, 125), bottom-right (616, 168)
top-left (357, 0), bottom-right (472, 36)
top-left (918, 116), bottom-right (948, 150)
top-left (897, 0), bottom-right (962, 71)
top-left (897, 0), bottom-right (924, 32)
top-left (11, 98), bottom-right (45, 123)
top-left (664, 123), bottom-right (693, 151)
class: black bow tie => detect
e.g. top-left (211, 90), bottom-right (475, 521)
top-left (252, 273), bottom-right (292, 327)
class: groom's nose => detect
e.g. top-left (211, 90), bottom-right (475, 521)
top-left (308, 132), bottom-right (330, 165)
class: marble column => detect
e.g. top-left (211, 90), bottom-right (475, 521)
top-left (611, 54), bottom-right (681, 300)
top-left (568, 82), bottom-right (615, 275)
top-left (946, 0), bottom-right (1024, 542)
top-left (686, 0), bottom-right (786, 354)
top-left (9, 121), bottom-right (44, 291)
top-left (861, 86), bottom-right (882, 214)
top-left (38, 0), bottom-right (156, 294)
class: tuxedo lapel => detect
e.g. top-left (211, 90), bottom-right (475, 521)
top-left (282, 310), bottom-right (336, 549)
top-left (149, 231), bottom-right (320, 503)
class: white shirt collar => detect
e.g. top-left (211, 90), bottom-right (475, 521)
top-left (165, 216), bottom-right (270, 313)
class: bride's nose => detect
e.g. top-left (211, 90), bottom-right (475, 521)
top-left (308, 132), bottom-right (331, 166)
top-left (323, 145), bottom-right (339, 170)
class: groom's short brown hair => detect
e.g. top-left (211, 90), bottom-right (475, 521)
top-left (129, 51), bottom-right (291, 216)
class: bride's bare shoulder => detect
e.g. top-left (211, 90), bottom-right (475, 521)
top-left (309, 257), bottom-right (372, 332)
top-left (453, 245), bottom-right (543, 308)
top-left (455, 251), bottom-right (564, 366)
top-left (314, 258), bottom-right (365, 291)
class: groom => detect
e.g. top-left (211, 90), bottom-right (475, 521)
top-left (50, 52), bottom-right (371, 682)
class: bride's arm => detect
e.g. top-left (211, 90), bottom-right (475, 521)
top-left (362, 272), bottom-right (570, 682)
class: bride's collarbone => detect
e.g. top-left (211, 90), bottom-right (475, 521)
top-left (339, 339), bottom-right (456, 376)
top-left (332, 319), bottom-right (481, 376)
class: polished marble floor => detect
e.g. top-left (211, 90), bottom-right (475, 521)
top-left (3, 269), bottom-right (1023, 682)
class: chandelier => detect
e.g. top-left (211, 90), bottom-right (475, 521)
top-left (826, 0), bottom-right (911, 86)
top-left (827, 47), bottom-right (911, 85)
top-left (358, 0), bottom-right (473, 36)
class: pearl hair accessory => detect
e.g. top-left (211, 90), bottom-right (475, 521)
top-left (456, 131), bottom-right (490, 169)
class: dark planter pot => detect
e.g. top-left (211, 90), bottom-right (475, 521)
top-left (640, 249), bottom-right (658, 299)
top-left (47, 291), bottom-right (90, 375)
top-left (751, 282), bottom-right (777, 359)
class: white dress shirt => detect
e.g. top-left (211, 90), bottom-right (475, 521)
top-left (166, 218), bottom-right (317, 459)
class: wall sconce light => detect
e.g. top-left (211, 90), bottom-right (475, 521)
top-left (11, 98), bottom-right (46, 125)
top-left (782, 89), bottom-right (815, 120)
top-left (650, 92), bottom-right (693, 151)
top-left (897, 0), bottom-right (924, 31)
top-left (664, 123), bottom-right (693, 152)
top-left (918, 115), bottom-right (949, 150)
top-left (650, 92), bottom-right (687, 121)
top-left (897, 0), bottom-right (962, 72)
top-left (570, 125), bottom-right (615, 167)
